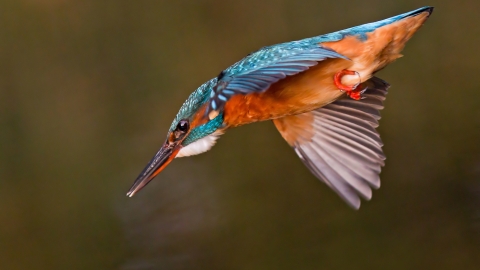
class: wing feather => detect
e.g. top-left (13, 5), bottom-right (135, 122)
top-left (273, 77), bottom-right (390, 209)
top-left (207, 46), bottom-right (347, 113)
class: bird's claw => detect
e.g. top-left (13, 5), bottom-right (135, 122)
top-left (346, 86), bottom-right (367, 100)
top-left (334, 69), bottom-right (365, 100)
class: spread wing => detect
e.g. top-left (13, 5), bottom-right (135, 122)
top-left (207, 45), bottom-right (347, 114)
top-left (273, 77), bottom-right (389, 209)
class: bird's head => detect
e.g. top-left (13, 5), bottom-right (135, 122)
top-left (126, 79), bottom-right (224, 197)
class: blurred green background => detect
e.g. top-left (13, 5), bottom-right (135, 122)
top-left (1, 0), bottom-right (479, 269)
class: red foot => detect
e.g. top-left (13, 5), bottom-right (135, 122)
top-left (334, 69), bottom-right (365, 100)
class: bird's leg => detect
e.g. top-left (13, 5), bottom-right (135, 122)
top-left (333, 69), bottom-right (366, 100)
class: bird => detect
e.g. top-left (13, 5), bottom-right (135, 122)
top-left (126, 6), bottom-right (433, 209)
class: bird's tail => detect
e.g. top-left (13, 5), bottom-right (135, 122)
top-left (321, 7), bottom-right (433, 83)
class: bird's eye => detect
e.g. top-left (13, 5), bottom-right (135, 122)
top-left (176, 120), bottom-right (189, 132)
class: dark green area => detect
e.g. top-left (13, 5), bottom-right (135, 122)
top-left (1, 1), bottom-right (479, 269)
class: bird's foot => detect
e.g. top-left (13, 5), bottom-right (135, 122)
top-left (334, 69), bottom-right (365, 100)
top-left (345, 84), bottom-right (368, 100)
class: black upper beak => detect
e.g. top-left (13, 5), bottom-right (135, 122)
top-left (126, 143), bottom-right (179, 197)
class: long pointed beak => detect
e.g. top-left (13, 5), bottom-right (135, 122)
top-left (126, 143), bottom-right (181, 197)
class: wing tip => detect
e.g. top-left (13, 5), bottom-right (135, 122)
top-left (346, 196), bottom-right (362, 210)
top-left (409, 6), bottom-right (434, 19)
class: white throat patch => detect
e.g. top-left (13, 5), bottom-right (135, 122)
top-left (176, 133), bottom-right (222, 158)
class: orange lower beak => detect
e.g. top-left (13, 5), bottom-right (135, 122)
top-left (126, 143), bottom-right (181, 197)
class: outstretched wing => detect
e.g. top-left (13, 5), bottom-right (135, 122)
top-left (273, 77), bottom-right (389, 209)
top-left (207, 45), bottom-right (347, 114)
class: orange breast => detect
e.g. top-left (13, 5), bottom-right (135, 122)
top-left (223, 58), bottom-right (351, 127)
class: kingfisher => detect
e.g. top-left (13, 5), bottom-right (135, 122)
top-left (127, 7), bottom-right (433, 209)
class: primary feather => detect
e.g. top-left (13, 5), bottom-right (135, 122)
top-left (274, 77), bottom-right (389, 209)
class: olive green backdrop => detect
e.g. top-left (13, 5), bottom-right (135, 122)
top-left (1, 0), bottom-right (479, 269)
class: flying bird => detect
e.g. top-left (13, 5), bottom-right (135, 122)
top-left (127, 7), bottom-right (433, 209)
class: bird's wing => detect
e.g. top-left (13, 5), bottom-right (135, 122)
top-left (273, 77), bottom-right (389, 209)
top-left (206, 45), bottom-right (347, 113)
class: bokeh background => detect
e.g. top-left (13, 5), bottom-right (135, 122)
top-left (1, 0), bottom-right (479, 269)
